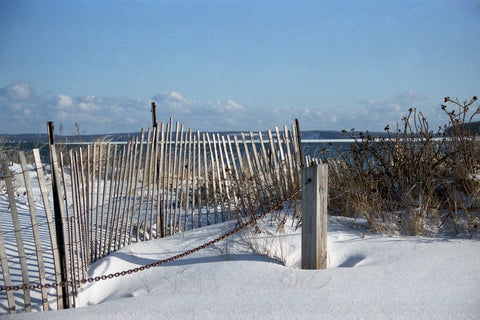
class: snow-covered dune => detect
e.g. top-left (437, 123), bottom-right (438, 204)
top-left (4, 215), bottom-right (479, 320)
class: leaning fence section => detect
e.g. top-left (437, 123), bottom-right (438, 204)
top-left (0, 152), bottom-right (67, 313)
top-left (66, 120), bottom-right (305, 262)
top-left (0, 119), bottom-right (306, 314)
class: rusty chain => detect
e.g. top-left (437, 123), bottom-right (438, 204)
top-left (0, 183), bottom-right (306, 292)
top-left (0, 177), bottom-right (439, 293)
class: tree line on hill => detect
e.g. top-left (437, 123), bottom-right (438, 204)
top-left (1, 122), bottom-right (478, 144)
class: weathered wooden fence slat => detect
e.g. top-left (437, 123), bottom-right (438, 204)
top-left (117, 139), bottom-right (134, 248)
top-left (103, 146), bottom-right (115, 255)
top-left (202, 133), bottom-right (211, 226)
top-left (214, 134), bottom-right (225, 222)
top-left (225, 135), bottom-right (239, 210)
top-left (1, 119), bottom-right (308, 315)
top-left (196, 131), bottom-right (203, 228)
top-left (145, 128), bottom-right (156, 240)
top-left (232, 135), bottom-right (250, 212)
top-left (218, 134), bottom-right (232, 220)
top-left (158, 124), bottom-right (167, 238)
top-left (151, 127), bottom-right (160, 237)
top-left (172, 125), bottom-right (183, 233)
top-left (0, 155), bottom-right (17, 313)
top-left (86, 145), bottom-right (92, 262)
top-left (111, 144), bottom-right (128, 250)
top-left (156, 123), bottom-right (166, 238)
top-left (94, 144), bottom-right (102, 261)
top-left (79, 148), bottom-right (91, 269)
top-left (168, 124), bottom-right (178, 234)
top-left (283, 125), bottom-right (295, 190)
top-left (59, 152), bottom-right (77, 306)
top-left (78, 149), bottom-right (90, 273)
top-left (3, 154), bottom-right (33, 312)
top-left (0, 217), bottom-right (15, 313)
top-left (19, 152), bottom-right (49, 311)
top-left (153, 126), bottom-right (162, 239)
top-left (176, 127), bottom-right (187, 232)
top-left (89, 145), bottom-right (95, 262)
top-left (49, 123), bottom-right (72, 309)
top-left (133, 130), bottom-right (145, 243)
top-left (99, 144), bottom-right (111, 256)
top-left (211, 134), bottom-right (221, 222)
top-left (184, 130), bottom-right (193, 231)
top-left (123, 138), bottom-right (138, 246)
top-left (67, 150), bottom-right (81, 300)
top-left (164, 121), bottom-right (173, 236)
top-left (37, 148), bottom-right (67, 309)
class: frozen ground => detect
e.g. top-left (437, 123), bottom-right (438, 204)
top-left (3, 214), bottom-right (480, 320)
top-left (1, 161), bottom-right (480, 319)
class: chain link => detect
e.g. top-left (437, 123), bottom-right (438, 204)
top-left (0, 184), bottom-right (305, 292)
top-left (0, 179), bottom-right (436, 292)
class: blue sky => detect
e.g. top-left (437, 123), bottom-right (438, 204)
top-left (1, 0), bottom-right (479, 135)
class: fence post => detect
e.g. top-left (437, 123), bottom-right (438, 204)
top-left (295, 118), bottom-right (304, 168)
top-left (301, 164), bottom-right (328, 269)
top-left (151, 101), bottom-right (158, 129)
top-left (47, 121), bottom-right (70, 309)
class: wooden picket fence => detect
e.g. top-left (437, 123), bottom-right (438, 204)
top-left (0, 119), bottom-right (306, 314)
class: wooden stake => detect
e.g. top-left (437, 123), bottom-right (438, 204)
top-left (0, 154), bottom-right (18, 313)
top-left (156, 123), bottom-right (165, 238)
top-left (202, 133), bottom-right (211, 225)
top-left (301, 164), bottom-right (328, 270)
top-left (19, 152), bottom-right (49, 310)
top-left (47, 121), bottom-right (69, 309)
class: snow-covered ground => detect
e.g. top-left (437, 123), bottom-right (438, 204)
top-left (1, 161), bottom-right (480, 319)
top-left (1, 215), bottom-right (479, 320)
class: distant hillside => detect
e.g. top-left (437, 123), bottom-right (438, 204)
top-left (301, 130), bottom-right (388, 140)
top-left (0, 132), bottom-right (143, 143)
top-left (444, 121), bottom-right (480, 136)
top-left (0, 130), bottom-right (387, 143)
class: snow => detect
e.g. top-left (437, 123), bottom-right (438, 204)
top-left (1, 162), bottom-right (480, 319)
top-left (2, 216), bottom-right (479, 319)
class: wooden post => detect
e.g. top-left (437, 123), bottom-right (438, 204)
top-left (47, 121), bottom-right (70, 309)
top-left (151, 102), bottom-right (158, 129)
top-left (301, 164), bottom-right (328, 270)
top-left (295, 119), bottom-right (305, 168)
top-left (34, 149), bottom-right (65, 309)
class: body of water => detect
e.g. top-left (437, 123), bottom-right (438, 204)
top-left (2, 140), bottom-right (353, 164)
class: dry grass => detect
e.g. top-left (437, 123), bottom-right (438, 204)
top-left (0, 141), bottom-right (24, 164)
top-left (324, 96), bottom-right (480, 236)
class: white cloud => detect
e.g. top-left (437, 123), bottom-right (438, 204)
top-left (151, 92), bottom-right (193, 113)
top-left (395, 90), bottom-right (427, 105)
top-left (57, 111), bottom-right (70, 121)
top-left (211, 100), bottom-right (245, 113)
top-left (0, 82), bottom-right (32, 100)
top-left (55, 94), bottom-right (74, 108)
top-left (0, 81), bottom-right (452, 135)
top-left (125, 117), bottom-right (136, 124)
top-left (352, 91), bottom-right (444, 131)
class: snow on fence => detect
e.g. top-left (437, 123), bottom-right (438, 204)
top-left (0, 119), bottom-right (307, 314)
